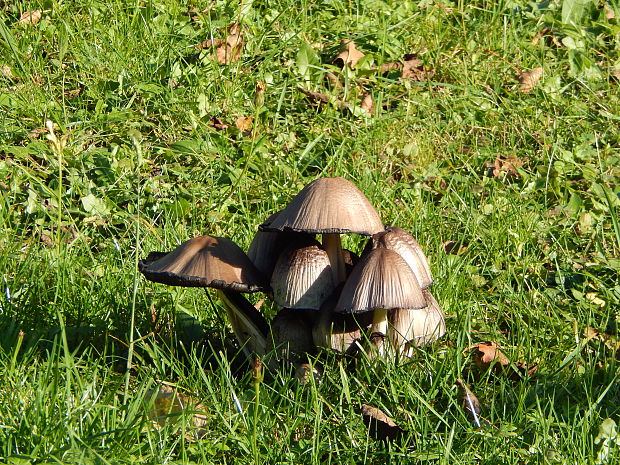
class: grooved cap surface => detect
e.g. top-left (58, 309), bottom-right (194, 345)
top-left (271, 245), bottom-right (336, 309)
top-left (139, 235), bottom-right (266, 292)
top-left (260, 177), bottom-right (383, 235)
top-left (372, 227), bottom-right (433, 288)
top-left (334, 248), bottom-right (426, 313)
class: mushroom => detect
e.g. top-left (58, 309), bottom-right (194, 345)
top-left (388, 289), bottom-right (446, 357)
top-left (260, 177), bottom-right (383, 283)
top-left (270, 243), bottom-right (336, 310)
top-left (365, 226), bottom-right (433, 289)
top-left (267, 308), bottom-right (316, 362)
top-left (334, 248), bottom-right (426, 355)
top-left (138, 235), bottom-right (269, 359)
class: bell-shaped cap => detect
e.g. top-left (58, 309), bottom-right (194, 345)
top-left (334, 248), bottom-right (426, 314)
top-left (271, 244), bottom-right (336, 310)
top-left (139, 235), bottom-right (267, 292)
top-left (368, 227), bottom-right (433, 288)
top-left (259, 177), bottom-right (383, 235)
top-left (388, 289), bottom-right (445, 352)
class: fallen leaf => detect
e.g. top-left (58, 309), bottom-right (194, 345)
top-left (467, 342), bottom-right (511, 371)
top-left (361, 404), bottom-right (405, 441)
top-left (531, 29), bottom-right (550, 45)
top-left (0, 65), bottom-right (16, 82)
top-left (604, 4), bottom-right (615, 20)
top-left (401, 54), bottom-right (435, 81)
top-left (234, 115), bottom-right (253, 133)
top-left (333, 40), bottom-right (365, 69)
top-left (518, 67), bottom-right (543, 93)
top-left (147, 385), bottom-right (209, 440)
top-left (208, 116), bottom-right (229, 130)
top-left (197, 23), bottom-right (243, 64)
top-left (294, 362), bottom-right (323, 385)
top-left (16, 10), bottom-right (42, 25)
top-left (455, 379), bottom-right (481, 427)
top-left (64, 88), bottom-right (82, 99)
top-left (360, 93), bottom-right (374, 114)
top-left (488, 155), bottom-right (523, 178)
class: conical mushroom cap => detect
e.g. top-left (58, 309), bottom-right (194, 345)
top-left (271, 244), bottom-right (336, 310)
top-left (334, 248), bottom-right (426, 314)
top-left (388, 289), bottom-right (446, 351)
top-left (139, 235), bottom-right (267, 292)
top-left (369, 227), bottom-right (433, 288)
top-left (259, 177), bottom-right (384, 235)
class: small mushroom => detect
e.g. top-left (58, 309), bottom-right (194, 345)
top-left (389, 289), bottom-right (446, 357)
top-left (270, 244), bottom-right (336, 310)
top-left (366, 226), bottom-right (433, 289)
top-left (139, 235), bottom-right (269, 360)
top-left (334, 248), bottom-right (426, 356)
top-left (267, 308), bottom-right (316, 361)
top-left (260, 177), bottom-right (383, 283)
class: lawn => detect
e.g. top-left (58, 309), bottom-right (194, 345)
top-left (0, 0), bottom-right (619, 463)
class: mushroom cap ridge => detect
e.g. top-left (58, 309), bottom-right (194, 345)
top-left (334, 248), bottom-right (426, 314)
top-left (259, 177), bottom-right (383, 235)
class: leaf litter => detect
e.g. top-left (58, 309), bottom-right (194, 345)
top-left (196, 23), bottom-right (243, 65)
top-left (361, 404), bottom-right (405, 441)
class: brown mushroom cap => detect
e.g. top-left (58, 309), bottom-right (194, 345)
top-left (138, 235), bottom-right (267, 292)
top-left (259, 177), bottom-right (384, 235)
top-left (368, 227), bottom-right (433, 288)
top-left (270, 244), bottom-right (336, 310)
top-left (334, 248), bottom-right (426, 314)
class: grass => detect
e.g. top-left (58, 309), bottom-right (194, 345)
top-left (1, 0), bottom-right (619, 463)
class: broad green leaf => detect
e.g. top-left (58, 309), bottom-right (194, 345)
top-left (81, 193), bottom-right (110, 216)
top-left (296, 42), bottom-right (319, 80)
top-left (561, 0), bottom-right (592, 25)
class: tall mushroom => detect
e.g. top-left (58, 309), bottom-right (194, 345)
top-left (138, 235), bottom-right (269, 360)
top-left (260, 177), bottom-right (384, 284)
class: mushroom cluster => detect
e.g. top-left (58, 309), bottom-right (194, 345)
top-left (139, 177), bottom-right (445, 364)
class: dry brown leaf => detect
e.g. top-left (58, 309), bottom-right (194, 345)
top-left (489, 155), bottom-right (523, 178)
top-left (196, 23), bottom-right (243, 64)
top-left (333, 40), bottom-right (365, 69)
top-left (531, 29), bottom-right (550, 46)
top-left (518, 67), bottom-right (543, 93)
top-left (64, 88), bottom-right (82, 99)
top-left (375, 62), bottom-right (402, 74)
top-left (0, 65), bottom-right (16, 82)
top-left (147, 385), bottom-right (208, 440)
top-left (294, 362), bottom-right (323, 385)
top-left (208, 116), bottom-right (229, 130)
top-left (612, 67), bottom-right (620, 81)
top-left (401, 54), bottom-right (435, 81)
top-left (455, 379), bottom-right (481, 427)
top-left (360, 93), bottom-right (374, 114)
top-left (467, 342), bottom-right (511, 371)
top-left (234, 115), bottom-right (253, 133)
top-left (604, 3), bottom-right (615, 19)
top-left (16, 10), bottom-right (42, 25)
top-left (361, 404), bottom-right (405, 441)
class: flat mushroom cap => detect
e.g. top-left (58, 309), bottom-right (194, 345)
top-left (334, 248), bottom-right (427, 314)
top-left (271, 244), bottom-right (336, 309)
top-left (371, 227), bottom-right (433, 288)
top-left (139, 235), bottom-right (267, 292)
top-left (259, 177), bottom-right (384, 235)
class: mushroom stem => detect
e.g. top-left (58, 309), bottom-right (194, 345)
top-left (218, 289), bottom-right (269, 361)
top-left (323, 233), bottom-right (346, 284)
top-left (370, 308), bottom-right (388, 356)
